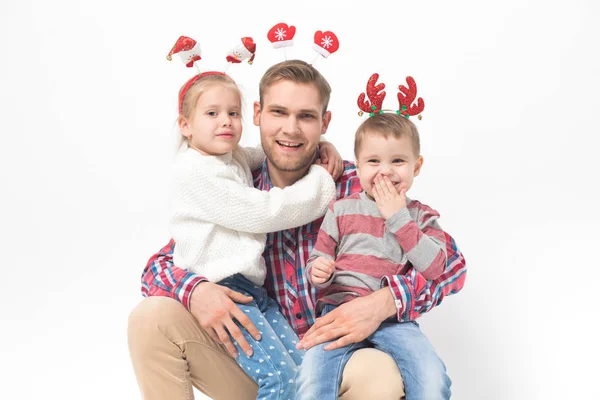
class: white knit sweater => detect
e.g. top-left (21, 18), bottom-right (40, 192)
top-left (170, 146), bottom-right (336, 286)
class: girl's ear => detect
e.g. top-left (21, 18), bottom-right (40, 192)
top-left (178, 115), bottom-right (191, 138)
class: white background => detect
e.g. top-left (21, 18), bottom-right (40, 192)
top-left (1, 0), bottom-right (599, 399)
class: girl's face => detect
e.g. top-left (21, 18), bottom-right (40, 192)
top-left (179, 84), bottom-right (243, 155)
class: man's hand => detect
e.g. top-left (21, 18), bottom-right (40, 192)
top-left (317, 141), bottom-right (344, 180)
top-left (372, 176), bottom-right (407, 220)
top-left (310, 257), bottom-right (335, 285)
top-left (297, 288), bottom-right (397, 351)
top-left (189, 282), bottom-right (260, 358)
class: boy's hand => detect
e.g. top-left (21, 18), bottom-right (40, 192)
top-left (310, 257), bottom-right (335, 284)
top-left (317, 141), bottom-right (344, 180)
top-left (372, 176), bottom-right (407, 220)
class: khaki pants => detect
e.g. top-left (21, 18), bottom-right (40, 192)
top-left (128, 297), bottom-right (405, 400)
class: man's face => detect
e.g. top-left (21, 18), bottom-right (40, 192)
top-left (253, 80), bottom-right (331, 173)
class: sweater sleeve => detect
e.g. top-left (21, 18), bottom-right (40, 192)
top-left (238, 145), bottom-right (266, 171)
top-left (172, 162), bottom-right (336, 234)
top-left (306, 202), bottom-right (338, 289)
top-left (384, 204), bottom-right (447, 280)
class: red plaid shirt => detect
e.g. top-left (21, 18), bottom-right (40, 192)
top-left (141, 160), bottom-right (467, 336)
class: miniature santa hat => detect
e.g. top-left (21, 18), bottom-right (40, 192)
top-left (166, 36), bottom-right (201, 68)
top-left (226, 37), bottom-right (256, 64)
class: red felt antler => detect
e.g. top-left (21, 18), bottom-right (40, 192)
top-left (357, 73), bottom-right (386, 115)
top-left (397, 76), bottom-right (425, 117)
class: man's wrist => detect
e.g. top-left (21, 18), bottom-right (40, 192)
top-left (375, 287), bottom-right (398, 320)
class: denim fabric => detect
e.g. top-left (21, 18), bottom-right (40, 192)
top-left (220, 274), bottom-right (305, 400)
top-left (296, 304), bottom-right (451, 400)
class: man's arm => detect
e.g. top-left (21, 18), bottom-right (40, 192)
top-left (141, 239), bottom-right (206, 310)
top-left (382, 232), bottom-right (467, 322)
top-left (141, 239), bottom-right (261, 357)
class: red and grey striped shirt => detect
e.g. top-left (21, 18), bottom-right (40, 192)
top-left (140, 160), bottom-right (467, 336)
top-left (307, 192), bottom-right (465, 316)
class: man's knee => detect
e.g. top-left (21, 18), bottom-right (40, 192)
top-left (128, 297), bottom-right (193, 352)
top-left (339, 348), bottom-right (405, 400)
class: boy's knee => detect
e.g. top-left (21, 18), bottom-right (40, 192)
top-left (419, 363), bottom-right (451, 399)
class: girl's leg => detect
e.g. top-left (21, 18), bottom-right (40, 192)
top-left (370, 321), bottom-right (451, 400)
top-left (260, 295), bottom-right (305, 367)
top-left (235, 300), bottom-right (299, 400)
top-left (221, 276), bottom-right (298, 400)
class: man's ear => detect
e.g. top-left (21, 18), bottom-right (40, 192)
top-left (321, 110), bottom-right (332, 135)
top-left (178, 116), bottom-right (191, 138)
top-left (414, 155), bottom-right (424, 177)
top-left (253, 101), bottom-right (261, 127)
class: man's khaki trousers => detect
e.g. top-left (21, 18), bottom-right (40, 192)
top-left (128, 297), bottom-right (405, 400)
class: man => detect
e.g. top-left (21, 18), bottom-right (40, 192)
top-left (128, 60), bottom-right (467, 399)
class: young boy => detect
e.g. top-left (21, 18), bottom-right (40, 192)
top-left (296, 112), bottom-right (456, 400)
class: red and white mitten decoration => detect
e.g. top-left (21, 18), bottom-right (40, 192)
top-left (313, 30), bottom-right (339, 58)
top-left (167, 36), bottom-right (201, 68)
top-left (226, 37), bottom-right (256, 64)
top-left (267, 22), bottom-right (296, 48)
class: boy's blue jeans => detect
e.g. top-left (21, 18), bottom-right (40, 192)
top-left (219, 274), bottom-right (305, 400)
top-left (296, 304), bottom-right (451, 400)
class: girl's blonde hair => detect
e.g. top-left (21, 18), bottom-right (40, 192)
top-left (176, 73), bottom-right (243, 150)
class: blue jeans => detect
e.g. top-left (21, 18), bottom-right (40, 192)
top-left (220, 274), bottom-right (305, 400)
top-left (296, 305), bottom-right (451, 400)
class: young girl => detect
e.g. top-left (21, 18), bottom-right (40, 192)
top-left (169, 71), bottom-right (338, 399)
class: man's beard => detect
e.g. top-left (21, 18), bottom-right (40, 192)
top-left (262, 140), bottom-right (316, 172)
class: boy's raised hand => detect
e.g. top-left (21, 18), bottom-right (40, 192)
top-left (310, 257), bottom-right (335, 284)
top-left (372, 176), bottom-right (407, 220)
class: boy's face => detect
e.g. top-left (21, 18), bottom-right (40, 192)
top-left (355, 132), bottom-right (423, 197)
top-left (253, 80), bottom-right (331, 173)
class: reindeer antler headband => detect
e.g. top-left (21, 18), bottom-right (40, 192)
top-left (357, 73), bottom-right (425, 120)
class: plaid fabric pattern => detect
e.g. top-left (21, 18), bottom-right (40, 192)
top-left (140, 160), bottom-right (466, 336)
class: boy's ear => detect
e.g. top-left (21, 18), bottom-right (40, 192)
top-left (253, 101), bottom-right (261, 127)
top-left (321, 111), bottom-right (332, 135)
top-left (178, 116), bottom-right (191, 138)
top-left (413, 155), bottom-right (424, 177)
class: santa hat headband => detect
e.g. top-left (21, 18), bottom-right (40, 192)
top-left (357, 73), bottom-right (425, 120)
top-left (267, 22), bottom-right (340, 64)
top-left (167, 35), bottom-right (257, 114)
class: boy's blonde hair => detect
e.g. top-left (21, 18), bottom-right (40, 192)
top-left (259, 60), bottom-right (331, 115)
top-left (354, 113), bottom-right (421, 158)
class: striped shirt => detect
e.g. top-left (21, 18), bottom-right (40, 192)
top-left (140, 160), bottom-right (467, 336)
top-left (308, 192), bottom-right (461, 315)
